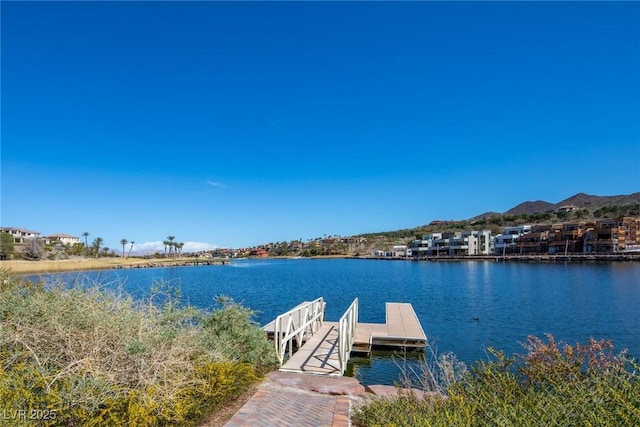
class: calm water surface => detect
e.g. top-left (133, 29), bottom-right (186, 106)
top-left (31, 259), bottom-right (640, 386)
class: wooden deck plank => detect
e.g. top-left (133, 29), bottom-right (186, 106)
top-left (385, 302), bottom-right (427, 342)
top-left (280, 322), bottom-right (341, 376)
top-left (400, 303), bottom-right (423, 338)
top-left (354, 322), bottom-right (387, 343)
top-left (385, 302), bottom-right (405, 337)
top-left (353, 322), bottom-right (387, 352)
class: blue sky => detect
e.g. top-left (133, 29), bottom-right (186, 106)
top-left (2, 1), bottom-right (639, 252)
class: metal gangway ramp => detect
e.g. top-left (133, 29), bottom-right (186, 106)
top-left (262, 297), bottom-right (358, 376)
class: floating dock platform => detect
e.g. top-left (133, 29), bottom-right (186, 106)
top-left (353, 302), bottom-right (426, 353)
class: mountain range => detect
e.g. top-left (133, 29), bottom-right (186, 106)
top-left (469, 192), bottom-right (640, 221)
top-left (503, 192), bottom-right (640, 216)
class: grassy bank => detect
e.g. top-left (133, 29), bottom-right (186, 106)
top-left (0, 257), bottom-right (215, 275)
top-left (353, 336), bottom-right (640, 426)
top-left (0, 271), bottom-right (277, 426)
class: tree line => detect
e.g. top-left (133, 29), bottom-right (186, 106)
top-left (0, 232), bottom-right (186, 261)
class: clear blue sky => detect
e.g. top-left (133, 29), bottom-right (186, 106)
top-left (2, 1), bottom-right (639, 252)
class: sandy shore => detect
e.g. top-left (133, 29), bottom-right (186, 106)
top-left (0, 257), bottom-right (211, 275)
top-left (0, 255), bottom-right (355, 275)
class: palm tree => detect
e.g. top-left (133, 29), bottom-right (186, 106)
top-left (163, 240), bottom-right (170, 256)
top-left (167, 236), bottom-right (175, 257)
top-left (82, 232), bottom-right (90, 255)
top-left (120, 238), bottom-right (128, 258)
top-left (92, 237), bottom-right (103, 258)
top-left (176, 242), bottom-right (184, 257)
top-left (127, 241), bottom-right (135, 258)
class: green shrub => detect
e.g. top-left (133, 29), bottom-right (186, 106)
top-left (353, 335), bottom-right (640, 426)
top-left (200, 296), bottom-right (277, 373)
top-left (0, 271), bottom-right (275, 426)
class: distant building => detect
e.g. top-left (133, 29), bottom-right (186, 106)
top-left (582, 218), bottom-right (640, 253)
top-left (504, 225), bottom-right (532, 235)
top-left (44, 234), bottom-right (80, 246)
top-left (372, 246), bottom-right (411, 257)
top-left (412, 230), bottom-right (492, 257)
top-left (555, 205), bottom-right (580, 213)
top-left (518, 224), bottom-right (553, 254)
top-left (490, 217), bottom-right (640, 255)
top-left (249, 248), bottom-right (269, 257)
top-left (621, 217), bottom-right (640, 252)
top-left (0, 227), bottom-right (41, 244)
top-left (411, 232), bottom-right (440, 257)
top-left (460, 230), bottom-right (492, 255)
top-left (493, 226), bottom-right (531, 255)
top-left (547, 222), bottom-right (588, 254)
top-left (392, 245), bottom-right (411, 257)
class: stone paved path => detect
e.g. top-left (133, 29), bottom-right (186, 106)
top-left (225, 371), bottom-right (366, 427)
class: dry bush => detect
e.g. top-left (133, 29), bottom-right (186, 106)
top-left (0, 271), bottom-right (276, 425)
top-left (353, 335), bottom-right (640, 426)
top-left (396, 344), bottom-right (468, 395)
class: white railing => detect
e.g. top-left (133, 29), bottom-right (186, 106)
top-left (273, 297), bottom-right (325, 366)
top-left (337, 298), bottom-right (358, 375)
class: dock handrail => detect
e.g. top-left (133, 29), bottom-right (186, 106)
top-left (337, 297), bottom-right (358, 375)
top-left (273, 297), bottom-right (325, 366)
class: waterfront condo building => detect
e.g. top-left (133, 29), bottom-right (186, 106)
top-left (412, 230), bottom-right (492, 257)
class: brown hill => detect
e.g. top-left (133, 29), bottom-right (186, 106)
top-left (552, 192), bottom-right (640, 211)
top-left (468, 211), bottom-right (501, 221)
top-left (504, 201), bottom-right (554, 216)
top-left (504, 192), bottom-right (640, 216)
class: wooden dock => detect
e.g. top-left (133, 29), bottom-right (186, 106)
top-left (357, 302), bottom-right (427, 351)
top-left (263, 300), bottom-right (426, 376)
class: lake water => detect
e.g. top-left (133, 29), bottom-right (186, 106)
top-left (29, 258), bottom-right (640, 386)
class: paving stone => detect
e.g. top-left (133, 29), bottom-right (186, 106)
top-left (225, 372), bottom-right (359, 427)
top-left (266, 371), bottom-right (366, 396)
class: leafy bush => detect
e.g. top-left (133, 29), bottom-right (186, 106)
top-left (353, 335), bottom-right (640, 426)
top-left (0, 271), bottom-right (276, 426)
top-left (201, 296), bottom-right (277, 374)
top-left (0, 232), bottom-right (15, 259)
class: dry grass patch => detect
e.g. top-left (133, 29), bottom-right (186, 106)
top-left (0, 271), bottom-right (277, 426)
top-left (0, 257), bottom-right (198, 274)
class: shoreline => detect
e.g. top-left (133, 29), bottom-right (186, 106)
top-left (359, 254), bottom-right (640, 262)
top-left (3, 253), bottom-right (638, 275)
